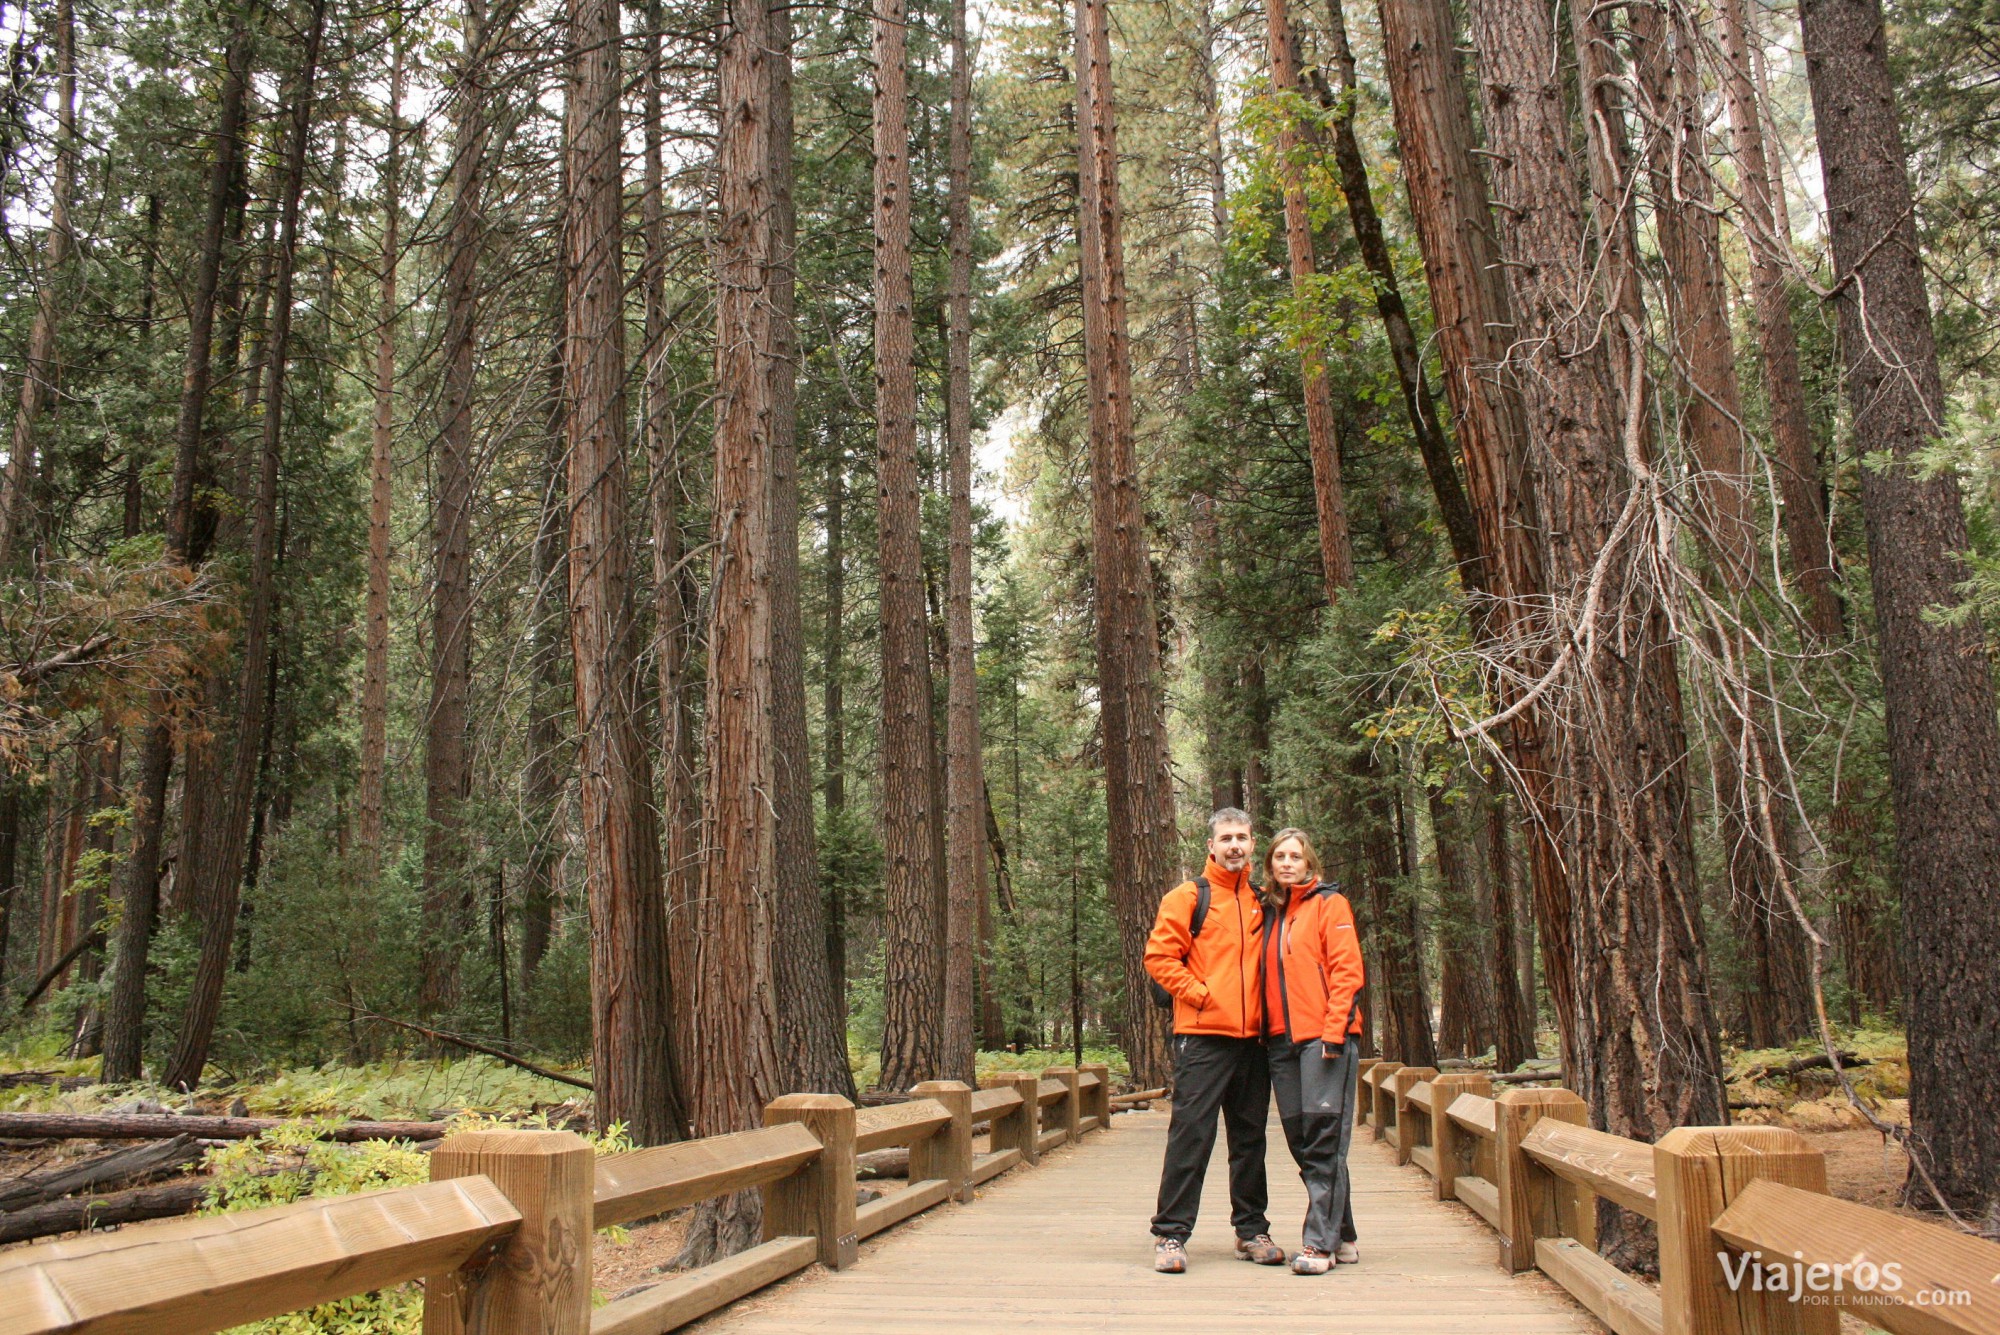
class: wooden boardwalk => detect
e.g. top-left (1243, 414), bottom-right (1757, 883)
top-left (691, 1105), bottom-right (1603, 1333)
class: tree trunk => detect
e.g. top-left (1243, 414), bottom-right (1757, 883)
top-left (821, 444), bottom-right (848, 1005)
top-left (1074, 0), bottom-right (1178, 1092)
top-left (565, 0), bottom-right (681, 1145)
top-left (1374, 0), bottom-right (1578, 1061)
top-left (939, 0), bottom-right (985, 1084)
top-left (874, 0), bottom-right (946, 1094)
top-left (1715, 0), bottom-right (1841, 641)
top-left (521, 313), bottom-right (568, 988)
top-left (766, 0), bottom-right (853, 1098)
top-left (0, 0), bottom-right (75, 567)
top-left (356, 32), bottom-right (404, 877)
top-left (422, 0), bottom-right (490, 1016)
top-left (679, 0), bottom-right (788, 1259)
top-left (1799, 0), bottom-right (2000, 1215)
top-left (1314, 0), bottom-right (1479, 580)
top-left (1467, 0), bottom-right (1723, 1154)
top-left (1482, 768), bottom-right (1536, 1071)
top-left (165, 0), bottom-right (328, 1092)
top-left (1431, 787), bottom-right (1493, 1060)
top-left (637, 0), bottom-right (697, 1069)
top-left (102, 10), bottom-right (253, 1082)
top-left (1633, 1), bottom-right (1815, 1048)
top-left (1264, 0), bottom-right (1353, 600)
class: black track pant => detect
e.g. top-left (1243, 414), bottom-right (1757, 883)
top-left (1151, 1034), bottom-right (1271, 1242)
top-left (1268, 1035), bottom-right (1359, 1250)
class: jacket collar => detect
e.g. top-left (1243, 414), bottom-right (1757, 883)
top-left (1287, 876), bottom-right (1322, 906)
top-left (1202, 857), bottom-right (1251, 895)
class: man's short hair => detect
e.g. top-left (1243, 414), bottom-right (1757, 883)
top-left (1208, 807), bottom-right (1252, 835)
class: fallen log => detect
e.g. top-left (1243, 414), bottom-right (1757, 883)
top-left (0, 1178), bottom-right (209, 1245)
top-left (0, 1072), bottom-right (94, 1093)
top-left (1110, 1088), bottom-right (1167, 1106)
top-left (0, 1134), bottom-right (204, 1211)
top-left (856, 1148), bottom-right (910, 1181)
top-left (1727, 1051), bottom-right (1870, 1084)
top-left (0, 1112), bottom-right (447, 1143)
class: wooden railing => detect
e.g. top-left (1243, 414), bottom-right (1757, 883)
top-left (0, 1063), bottom-right (1113, 1335)
top-left (1357, 1057), bottom-right (2000, 1335)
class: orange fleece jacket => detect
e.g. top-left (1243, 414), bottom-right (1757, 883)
top-left (1144, 858), bottom-right (1265, 1038)
top-left (1264, 878), bottom-right (1366, 1045)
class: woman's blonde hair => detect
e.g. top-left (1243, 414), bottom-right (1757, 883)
top-left (1263, 827), bottom-right (1323, 896)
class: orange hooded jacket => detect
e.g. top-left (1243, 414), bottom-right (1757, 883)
top-left (1261, 877), bottom-right (1366, 1045)
top-left (1144, 858), bottom-right (1265, 1038)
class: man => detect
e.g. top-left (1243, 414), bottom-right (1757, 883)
top-left (1143, 808), bottom-right (1285, 1272)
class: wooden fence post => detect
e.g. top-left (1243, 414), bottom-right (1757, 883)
top-left (1355, 1057), bottom-right (1380, 1124)
top-left (1656, 1126), bottom-right (1835, 1335)
top-left (985, 1072), bottom-right (1042, 1166)
top-left (1493, 1088), bottom-right (1595, 1273)
top-left (1368, 1062), bottom-right (1402, 1141)
top-left (1045, 1066), bottom-right (1081, 1146)
top-left (1079, 1062), bottom-right (1112, 1128)
top-left (762, 1094), bottom-right (858, 1271)
top-left (910, 1081), bottom-right (973, 1203)
top-left (422, 1129), bottom-right (593, 1335)
top-left (1390, 1066), bottom-right (1436, 1165)
top-left (1428, 1072), bottom-right (1491, 1202)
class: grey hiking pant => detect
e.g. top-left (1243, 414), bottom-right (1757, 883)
top-left (1267, 1035), bottom-right (1359, 1252)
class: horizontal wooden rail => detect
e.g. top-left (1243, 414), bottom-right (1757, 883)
top-left (1447, 1092), bottom-right (1496, 1138)
top-left (594, 1123), bottom-right (821, 1228)
top-left (969, 1148), bottom-right (1021, 1185)
top-left (1534, 1237), bottom-right (1661, 1335)
top-left (855, 1178), bottom-right (954, 1239)
top-left (1406, 1080), bottom-right (1434, 1114)
top-left (0, 1176), bottom-right (521, 1335)
top-left (1710, 1178), bottom-right (2000, 1335)
top-left (967, 1087), bottom-right (1021, 1120)
top-left (853, 1099), bottom-right (950, 1155)
top-left (1518, 1118), bottom-right (1656, 1220)
top-left (1372, 1072), bottom-right (2000, 1335)
top-left (592, 1235), bottom-right (816, 1335)
top-left (0, 1066), bottom-right (1119, 1335)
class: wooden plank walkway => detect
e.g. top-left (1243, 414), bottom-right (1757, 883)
top-left (690, 1105), bottom-right (1603, 1333)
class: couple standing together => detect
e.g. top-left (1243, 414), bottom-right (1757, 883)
top-left (1143, 808), bottom-right (1365, 1276)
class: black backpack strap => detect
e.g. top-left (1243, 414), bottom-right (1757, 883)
top-left (1189, 876), bottom-right (1212, 939)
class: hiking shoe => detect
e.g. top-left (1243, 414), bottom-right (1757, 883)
top-left (1334, 1241), bottom-right (1359, 1264)
top-left (1235, 1234), bottom-right (1286, 1265)
top-left (1291, 1247), bottom-right (1333, 1275)
top-left (1154, 1237), bottom-right (1188, 1273)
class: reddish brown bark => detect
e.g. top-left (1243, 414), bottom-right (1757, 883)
top-left (1633, 1), bottom-right (1812, 1048)
top-left (766, 0), bottom-right (853, 1098)
top-left (1716, 0), bottom-right (1841, 640)
top-left (940, 0), bottom-right (985, 1084)
top-left (1800, 0), bottom-right (2000, 1213)
top-left (875, 0), bottom-right (946, 1093)
top-left (1375, 0), bottom-right (1576, 1065)
top-left (1075, 0), bottom-right (1179, 1091)
top-left (1467, 0), bottom-right (1723, 1144)
top-left (565, 0), bottom-right (680, 1145)
top-left (1265, 0), bottom-right (1353, 599)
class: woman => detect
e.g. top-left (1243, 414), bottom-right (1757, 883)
top-left (1260, 827), bottom-right (1365, 1274)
